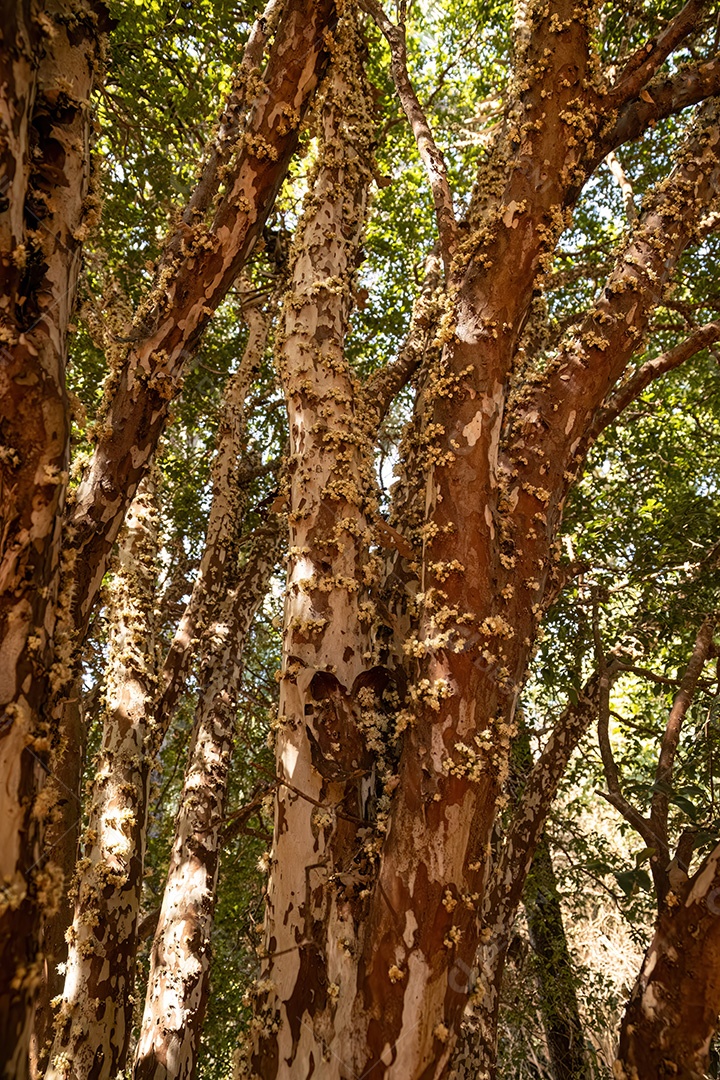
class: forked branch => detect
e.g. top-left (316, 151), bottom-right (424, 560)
top-left (650, 618), bottom-right (715, 843)
top-left (362, 250), bottom-right (443, 424)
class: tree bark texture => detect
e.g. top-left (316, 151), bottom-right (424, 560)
top-left (152, 286), bottom-right (275, 750)
top-left (0, 5), bottom-right (107, 1072)
top-left (49, 281), bottom-right (275, 1077)
top-left (66, 0), bottom-right (337, 644)
top-left (249, 3), bottom-right (720, 1071)
top-left (0, 1), bottom-right (334, 1071)
top-left (134, 520), bottom-right (283, 1080)
top-left (31, 689), bottom-right (85, 1078)
top-left (450, 676), bottom-right (607, 1080)
top-left (3, 1), bottom-right (720, 1077)
top-left (46, 478), bottom-right (158, 1080)
top-left (604, 620), bottom-right (720, 1079)
top-left (615, 840), bottom-right (720, 1080)
top-left (250, 15), bottom-right (385, 1077)
top-left (132, 296), bottom-right (281, 1080)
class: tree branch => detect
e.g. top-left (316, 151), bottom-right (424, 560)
top-left (601, 56), bottom-right (720, 156)
top-left (67, 0), bottom-right (336, 644)
top-left (650, 618), bottom-right (715, 843)
top-left (361, 250), bottom-right (443, 425)
top-left (359, 0), bottom-right (457, 267)
top-left (152, 287), bottom-right (274, 745)
top-left (591, 320), bottom-right (720, 438)
top-left (173, 0), bottom-right (287, 231)
top-left (604, 0), bottom-right (710, 110)
top-left (482, 668), bottom-right (612, 934)
top-left (596, 697), bottom-right (666, 866)
top-left (504, 97), bottom-right (720, 528)
top-left (615, 663), bottom-right (681, 688)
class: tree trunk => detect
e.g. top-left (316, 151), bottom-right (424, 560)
top-left (66, 0), bottom-right (337, 646)
top-left (449, 677), bottom-right (607, 1080)
top-left (248, 7), bottom-right (720, 1071)
top-left (0, 5), bottom-right (107, 1071)
top-left (131, 284), bottom-right (281, 1080)
top-left (615, 841), bottom-right (720, 1080)
top-left (31, 691), bottom-right (85, 1078)
top-left (1, 3), bottom-right (334, 1058)
top-left (46, 478), bottom-right (158, 1080)
top-left (249, 15), bottom-right (384, 1077)
top-left (134, 521), bottom-right (282, 1080)
top-left (49, 277), bottom-right (273, 1076)
top-left (525, 838), bottom-right (589, 1080)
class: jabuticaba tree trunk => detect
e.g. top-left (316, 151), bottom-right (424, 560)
top-left (31, 689), bottom-right (85, 1078)
top-left (152, 288), bottom-right (273, 744)
top-left (250, 3), bottom-right (720, 1074)
top-left (524, 838), bottom-right (589, 1080)
top-left (131, 288), bottom-right (278, 1075)
top-left (249, 14), bottom-right (383, 1077)
top-left (322, 8), bottom-right (603, 1076)
top-left (13, 6), bottom-right (334, 1055)
top-left (134, 520), bottom-right (282, 1080)
top-left (45, 478), bottom-right (158, 1080)
top-left (375, 95), bottom-right (720, 1080)
top-left (0, 4), bottom-right (108, 1073)
top-left (49, 286), bottom-right (271, 1076)
top-left (448, 679), bottom-right (605, 1080)
top-left (614, 841), bottom-right (720, 1080)
top-left (66, 0), bottom-right (337, 644)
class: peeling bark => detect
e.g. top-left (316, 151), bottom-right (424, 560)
top-left (250, 4), bottom-right (720, 1073)
top-left (49, 282), bottom-right (275, 1077)
top-left (250, 15), bottom-right (383, 1077)
top-left (31, 689), bottom-right (85, 1078)
top-left (615, 841), bottom-right (720, 1080)
top-left (0, 5), bottom-right (108, 1071)
top-left (597, 620), bottom-right (720, 1078)
top-left (46, 477), bottom-right (158, 1080)
top-left (134, 521), bottom-right (282, 1080)
top-left (67, 0), bottom-right (337, 645)
top-left (132, 293), bottom-right (280, 1080)
top-left (1, 0), bottom-right (334, 1063)
top-left (5, 1), bottom-right (720, 1077)
top-left (153, 287), bottom-right (275, 746)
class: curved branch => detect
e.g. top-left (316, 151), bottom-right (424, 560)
top-left (361, 250), bottom-right (443, 426)
top-left (601, 56), bottom-right (720, 155)
top-left (504, 97), bottom-right (720, 524)
top-left (596, 693), bottom-right (667, 871)
top-left (591, 320), bottom-right (720, 438)
top-left (604, 0), bottom-right (710, 110)
top-left (650, 618), bottom-right (715, 844)
top-left (174, 0), bottom-right (287, 231)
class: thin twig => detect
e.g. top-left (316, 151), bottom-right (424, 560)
top-left (650, 617), bottom-right (715, 842)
